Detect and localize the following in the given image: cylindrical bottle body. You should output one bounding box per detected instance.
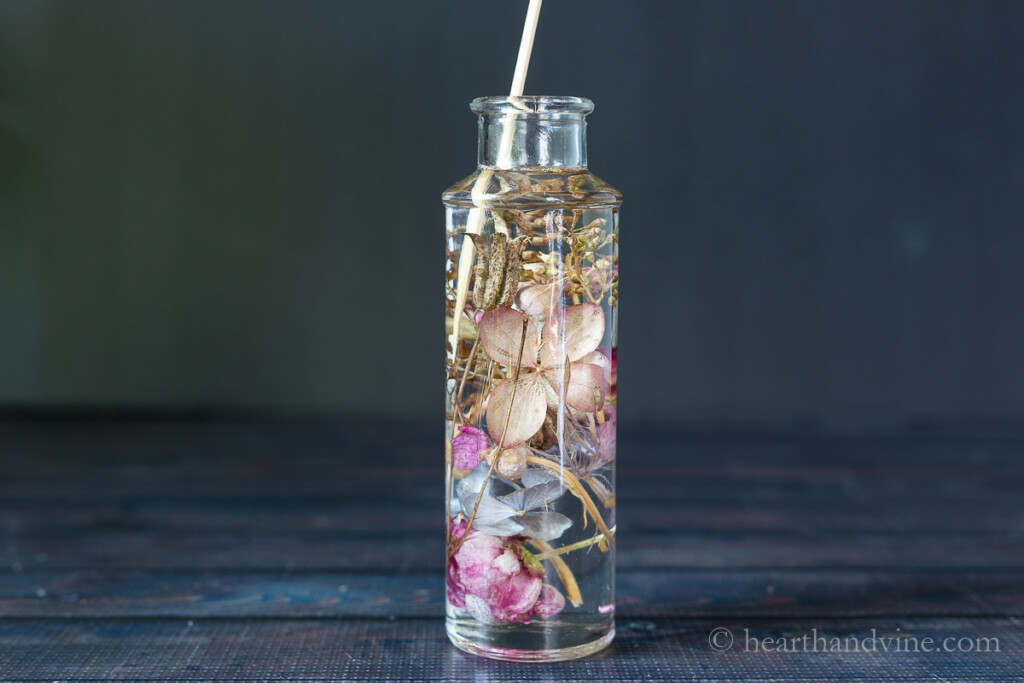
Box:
[443,154,620,661]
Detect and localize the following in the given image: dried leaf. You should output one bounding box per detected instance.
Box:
[499,236,530,306]
[482,233,508,307]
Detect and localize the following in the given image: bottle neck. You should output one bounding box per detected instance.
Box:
[478,113,588,169]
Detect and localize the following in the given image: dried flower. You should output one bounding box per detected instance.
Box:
[447,517,566,623]
[478,304,609,447]
[598,406,616,466]
[451,425,488,470]
[531,584,566,618]
[456,464,571,541]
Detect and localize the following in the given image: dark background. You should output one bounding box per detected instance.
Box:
[2,0,1023,429]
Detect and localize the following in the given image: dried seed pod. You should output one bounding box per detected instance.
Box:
[525,209,548,229]
[466,233,490,309]
[498,210,534,237]
[499,236,531,306]
[549,211,578,233]
[494,445,529,480]
[482,232,507,307]
[568,174,588,198]
[472,266,487,309]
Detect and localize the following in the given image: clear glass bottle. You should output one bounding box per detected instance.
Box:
[443,96,621,661]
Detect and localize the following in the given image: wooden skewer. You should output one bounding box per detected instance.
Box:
[448,0,543,356]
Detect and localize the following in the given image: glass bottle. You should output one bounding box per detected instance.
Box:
[443,96,621,661]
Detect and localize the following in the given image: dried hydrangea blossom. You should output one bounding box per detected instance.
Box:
[478,304,609,447]
[455,464,571,541]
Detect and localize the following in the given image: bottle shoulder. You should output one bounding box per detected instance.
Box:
[442,167,622,209]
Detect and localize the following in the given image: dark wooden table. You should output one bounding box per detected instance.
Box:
[0,418,1022,681]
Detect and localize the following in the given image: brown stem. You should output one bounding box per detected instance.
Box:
[527,539,583,607]
[453,338,480,423]
[584,475,616,508]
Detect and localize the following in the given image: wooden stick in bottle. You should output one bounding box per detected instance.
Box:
[449,0,543,356]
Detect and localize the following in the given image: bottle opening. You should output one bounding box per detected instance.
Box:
[471,96,595,118]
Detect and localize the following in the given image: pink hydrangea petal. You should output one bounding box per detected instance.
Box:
[449,518,469,542]
[578,350,612,386]
[598,419,616,465]
[531,584,566,619]
[597,407,617,465]
[447,559,465,608]
[516,282,561,323]
[446,518,471,608]
[543,362,608,413]
[580,266,610,297]
[478,306,539,368]
[451,425,488,470]
[491,571,543,622]
[539,303,605,366]
[492,549,521,575]
[485,375,547,448]
[455,534,505,597]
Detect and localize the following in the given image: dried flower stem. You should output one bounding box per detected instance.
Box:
[585,476,616,508]
[453,338,481,423]
[532,525,616,562]
[527,538,583,607]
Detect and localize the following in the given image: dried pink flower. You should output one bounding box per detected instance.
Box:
[451,425,488,470]
[446,518,566,623]
[598,407,616,466]
[531,584,566,619]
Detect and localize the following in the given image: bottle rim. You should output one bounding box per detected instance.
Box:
[470,96,594,117]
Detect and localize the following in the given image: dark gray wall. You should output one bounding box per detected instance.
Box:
[2,1,1023,427]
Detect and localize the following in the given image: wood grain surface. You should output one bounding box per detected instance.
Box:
[0,419,1021,680]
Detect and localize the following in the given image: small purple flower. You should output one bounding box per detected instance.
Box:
[451,425,488,470]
